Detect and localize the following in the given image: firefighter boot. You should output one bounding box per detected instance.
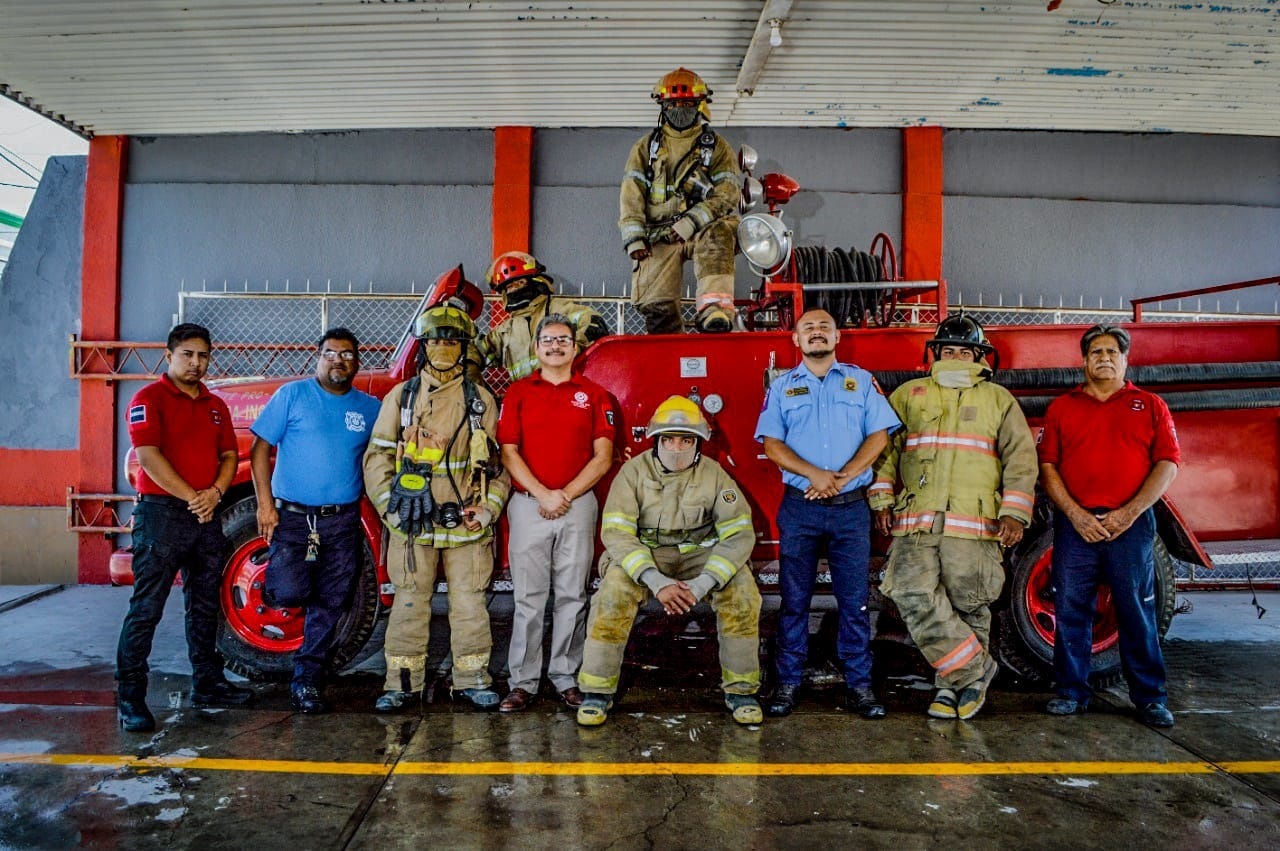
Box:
[638,302,683,335]
[696,306,734,333]
[117,681,156,732]
[725,693,763,725]
[375,690,419,713]
[576,693,613,727]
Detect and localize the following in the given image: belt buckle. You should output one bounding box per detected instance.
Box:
[318,504,339,518]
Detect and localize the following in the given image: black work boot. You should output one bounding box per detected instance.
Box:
[638,303,684,335]
[765,683,799,717]
[117,681,156,732]
[846,686,886,719]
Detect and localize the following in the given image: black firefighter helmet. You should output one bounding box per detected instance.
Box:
[924,312,998,371]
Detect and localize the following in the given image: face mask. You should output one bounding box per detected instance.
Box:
[663,105,699,130]
[656,443,699,472]
[931,359,987,389]
[425,343,463,377]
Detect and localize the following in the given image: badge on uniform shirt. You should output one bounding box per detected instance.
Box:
[1131,399,1146,412]
[210,409,222,425]
[129,404,147,424]
[785,386,810,397]
[720,489,739,505]
[843,377,858,392]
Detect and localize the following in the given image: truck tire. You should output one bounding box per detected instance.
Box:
[994,526,1176,689]
[216,496,380,682]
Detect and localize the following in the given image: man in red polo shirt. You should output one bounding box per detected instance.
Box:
[116,323,252,732]
[1038,324,1180,728]
[496,313,616,711]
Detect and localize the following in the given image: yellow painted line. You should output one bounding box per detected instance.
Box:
[3,754,1280,777]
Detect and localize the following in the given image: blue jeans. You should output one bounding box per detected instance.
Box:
[116,498,227,690]
[775,492,873,689]
[265,507,362,686]
[1052,508,1166,706]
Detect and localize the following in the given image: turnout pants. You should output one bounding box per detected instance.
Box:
[116,498,228,690]
[881,514,1005,689]
[506,492,597,694]
[382,535,494,692]
[632,219,737,332]
[578,546,762,696]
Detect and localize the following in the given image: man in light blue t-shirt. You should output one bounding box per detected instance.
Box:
[250,328,382,714]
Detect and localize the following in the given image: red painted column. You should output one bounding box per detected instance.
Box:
[78,136,127,583]
[491,126,534,258]
[901,126,946,311]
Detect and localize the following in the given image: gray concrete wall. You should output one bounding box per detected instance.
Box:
[944,131,1280,312]
[0,156,84,449]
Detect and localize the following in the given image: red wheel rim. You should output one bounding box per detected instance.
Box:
[1023,547,1120,655]
[219,536,304,652]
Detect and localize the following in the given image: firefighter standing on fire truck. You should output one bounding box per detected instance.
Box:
[477,250,609,381]
[619,68,741,335]
[870,315,1038,720]
[364,304,510,711]
[576,395,763,727]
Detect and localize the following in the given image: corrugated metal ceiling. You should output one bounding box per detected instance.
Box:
[0,0,1277,137]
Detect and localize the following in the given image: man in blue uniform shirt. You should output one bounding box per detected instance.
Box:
[755,309,902,718]
[250,328,383,714]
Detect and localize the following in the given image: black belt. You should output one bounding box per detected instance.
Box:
[785,484,867,506]
[137,493,191,510]
[276,499,358,518]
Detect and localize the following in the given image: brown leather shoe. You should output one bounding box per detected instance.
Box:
[499,687,535,713]
[558,686,585,708]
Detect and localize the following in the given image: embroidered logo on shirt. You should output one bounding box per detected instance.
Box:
[572,391,590,409]
[210,409,223,425]
[129,405,146,424]
[1130,399,1146,412]
[720,489,739,504]
[346,411,367,432]
[785,386,810,397]
[843,377,858,391]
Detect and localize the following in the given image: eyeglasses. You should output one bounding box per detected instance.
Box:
[321,350,356,362]
[537,335,573,347]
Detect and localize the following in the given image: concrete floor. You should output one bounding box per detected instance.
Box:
[1,586,1278,849]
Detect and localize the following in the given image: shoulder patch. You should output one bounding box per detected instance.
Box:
[605,409,616,425]
[720,488,739,505]
[129,404,146,424]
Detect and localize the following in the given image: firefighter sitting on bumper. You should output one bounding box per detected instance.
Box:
[619,68,741,335]
[869,314,1038,720]
[477,250,609,382]
[576,395,763,726]
[364,304,510,711]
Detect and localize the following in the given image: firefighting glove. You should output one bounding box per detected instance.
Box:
[388,458,433,538]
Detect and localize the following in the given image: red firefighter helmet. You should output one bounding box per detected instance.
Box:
[651,67,712,103]
[423,264,485,320]
[485,251,546,293]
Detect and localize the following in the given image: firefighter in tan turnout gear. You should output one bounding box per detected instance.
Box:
[477,251,609,381]
[364,304,510,711]
[576,396,763,727]
[869,314,1038,720]
[620,68,741,335]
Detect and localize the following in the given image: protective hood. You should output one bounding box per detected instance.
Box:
[930,360,991,389]
[654,442,701,473]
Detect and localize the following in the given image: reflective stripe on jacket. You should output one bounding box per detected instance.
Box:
[600,452,754,588]
[869,374,1037,540]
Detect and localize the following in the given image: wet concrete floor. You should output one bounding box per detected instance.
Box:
[1,586,1278,849]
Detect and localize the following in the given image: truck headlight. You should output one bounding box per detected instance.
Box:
[737,212,792,277]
